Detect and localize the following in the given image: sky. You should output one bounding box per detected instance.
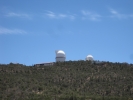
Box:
[0,0,133,65]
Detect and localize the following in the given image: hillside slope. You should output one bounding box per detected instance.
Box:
[0,61,133,100]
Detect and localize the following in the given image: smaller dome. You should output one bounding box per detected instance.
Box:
[86,55,93,61]
[56,50,66,57]
[87,55,93,58]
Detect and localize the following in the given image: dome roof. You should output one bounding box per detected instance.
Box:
[86,55,93,58]
[56,50,66,57]
[86,55,93,61]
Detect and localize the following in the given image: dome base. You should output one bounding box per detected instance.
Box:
[56,57,66,62]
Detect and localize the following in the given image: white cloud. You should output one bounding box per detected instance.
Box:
[109,8,133,19]
[45,11,75,20]
[81,10,101,21]
[0,27,27,35]
[45,11,56,18]
[69,15,75,20]
[109,9,126,19]
[58,14,67,18]
[110,9,118,15]
[5,12,31,19]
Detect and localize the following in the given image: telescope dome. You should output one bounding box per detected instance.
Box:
[56,50,65,57]
[55,50,66,62]
[86,55,93,61]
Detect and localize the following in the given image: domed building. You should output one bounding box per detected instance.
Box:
[55,50,66,62]
[86,55,93,61]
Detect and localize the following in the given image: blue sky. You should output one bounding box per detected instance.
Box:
[0,0,133,65]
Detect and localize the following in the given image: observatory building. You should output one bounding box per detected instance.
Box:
[86,55,93,61]
[35,50,95,67]
[55,50,66,62]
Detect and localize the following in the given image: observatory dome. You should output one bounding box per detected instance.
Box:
[56,50,65,57]
[55,50,66,62]
[86,55,93,61]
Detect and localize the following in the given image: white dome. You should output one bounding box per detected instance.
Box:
[86,55,93,61]
[56,50,65,57]
[55,50,66,62]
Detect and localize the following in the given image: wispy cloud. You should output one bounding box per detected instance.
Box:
[45,11,56,18]
[0,27,27,35]
[109,8,133,19]
[81,10,101,21]
[5,12,31,19]
[45,11,75,20]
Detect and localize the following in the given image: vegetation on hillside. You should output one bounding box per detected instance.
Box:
[0,61,133,100]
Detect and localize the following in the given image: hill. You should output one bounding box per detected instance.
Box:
[0,61,133,100]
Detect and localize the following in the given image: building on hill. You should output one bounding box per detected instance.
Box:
[34,50,66,67]
[86,55,93,61]
[55,50,66,62]
[34,62,54,67]
[34,50,95,66]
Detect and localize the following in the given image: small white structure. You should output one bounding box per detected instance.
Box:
[55,50,66,62]
[86,55,93,61]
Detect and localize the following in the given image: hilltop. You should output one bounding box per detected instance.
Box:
[0,61,133,100]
